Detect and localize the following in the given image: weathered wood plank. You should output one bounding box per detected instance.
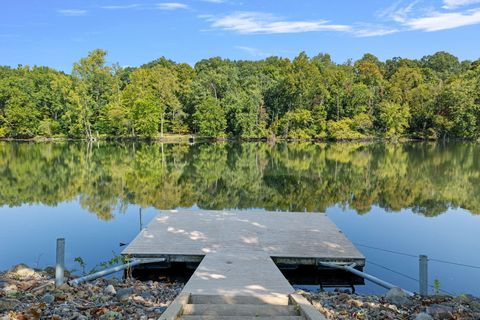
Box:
[123,210,364,264]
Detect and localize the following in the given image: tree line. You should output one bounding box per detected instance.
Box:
[1,141,479,219]
[1,49,479,140]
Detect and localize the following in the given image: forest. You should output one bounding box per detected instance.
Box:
[0,49,479,140]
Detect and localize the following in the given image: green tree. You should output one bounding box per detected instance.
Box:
[193,96,226,137]
[377,102,410,138]
[72,49,115,139]
[122,65,180,137]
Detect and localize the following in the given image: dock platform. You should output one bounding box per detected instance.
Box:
[123,210,364,319]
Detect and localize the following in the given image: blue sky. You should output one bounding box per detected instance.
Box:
[1,0,480,71]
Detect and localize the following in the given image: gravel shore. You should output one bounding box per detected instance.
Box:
[300,290,480,319]
[0,264,183,319]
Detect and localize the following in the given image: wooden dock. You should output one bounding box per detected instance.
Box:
[123,210,365,319]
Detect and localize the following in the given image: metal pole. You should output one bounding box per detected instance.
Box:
[55,238,65,287]
[419,255,428,296]
[319,261,415,297]
[139,207,143,231]
[68,258,165,286]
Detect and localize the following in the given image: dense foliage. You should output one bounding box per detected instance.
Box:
[1,50,479,140]
[0,141,479,219]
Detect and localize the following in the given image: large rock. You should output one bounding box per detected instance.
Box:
[385,287,410,306]
[104,284,116,295]
[7,264,36,279]
[415,313,434,320]
[426,304,454,319]
[116,287,134,302]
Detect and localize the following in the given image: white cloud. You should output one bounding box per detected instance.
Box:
[405,8,480,31]
[378,1,420,23]
[353,26,399,37]
[157,2,189,10]
[206,12,351,34]
[100,4,141,10]
[443,0,480,9]
[376,1,480,32]
[203,3,480,38]
[234,45,269,57]
[58,9,87,16]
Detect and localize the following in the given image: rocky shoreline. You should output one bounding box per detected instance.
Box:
[0,264,183,319]
[300,289,480,319]
[2,264,480,319]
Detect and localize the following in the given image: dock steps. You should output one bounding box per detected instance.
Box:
[189,294,286,305]
[182,317,304,320]
[159,293,327,320]
[182,304,298,317]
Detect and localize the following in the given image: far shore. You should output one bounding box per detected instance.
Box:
[0,134,475,143]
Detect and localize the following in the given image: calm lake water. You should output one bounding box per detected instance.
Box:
[1,141,479,295]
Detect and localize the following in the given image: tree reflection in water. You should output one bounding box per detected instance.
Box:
[0,141,479,220]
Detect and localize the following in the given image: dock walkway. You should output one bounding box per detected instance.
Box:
[123,210,365,319]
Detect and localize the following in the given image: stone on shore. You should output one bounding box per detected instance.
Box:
[385,287,410,306]
[42,293,55,304]
[426,304,454,319]
[7,264,37,280]
[104,284,116,295]
[415,312,434,320]
[116,287,134,301]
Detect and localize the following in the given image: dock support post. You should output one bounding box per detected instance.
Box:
[55,238,65,287]
[419,255,428,296]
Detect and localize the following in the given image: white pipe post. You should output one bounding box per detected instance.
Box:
[68,258,166,286]
[419,255,428,296]
[318,261,415,297]
[55,238,65,287]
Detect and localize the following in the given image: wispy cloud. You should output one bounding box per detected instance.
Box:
[235,45,269,57]
[378,1,421,23]
[58,9,87,16]
[205,12,351,34]
[443,0,480,9]
[100,4,142,10]
[157,2,189,10]
[405,8,480,31]
[376,0,480,32]
[353,26,399,37]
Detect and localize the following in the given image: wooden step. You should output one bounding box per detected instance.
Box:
[189,294,287,305]
[182,316,304,320]
[182,304,298,317]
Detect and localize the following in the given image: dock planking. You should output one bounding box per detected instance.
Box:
[123,209,365,266]
[123,210,364,319]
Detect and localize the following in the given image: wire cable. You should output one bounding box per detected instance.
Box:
[354,243,418,258]
[367,260,419,283]
[429,258,480,270]
[355,242,480,269]
[367,260,455,295]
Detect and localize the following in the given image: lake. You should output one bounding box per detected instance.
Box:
[0,141,479,295]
